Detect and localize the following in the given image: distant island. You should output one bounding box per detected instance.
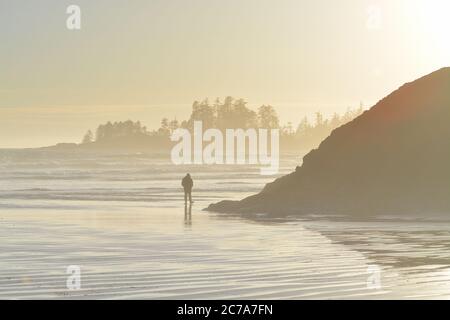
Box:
[42,97,363,154]
[207,68,450,217]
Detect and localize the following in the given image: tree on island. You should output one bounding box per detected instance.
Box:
[82,130,94,144]
[81,97,364,150]
[90,120,150,143]
[258,105,280,129]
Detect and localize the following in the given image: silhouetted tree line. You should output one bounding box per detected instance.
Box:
[284,105,364,149]
[82,120,149,143]
[184,97,278,131]
[81,97,363,150]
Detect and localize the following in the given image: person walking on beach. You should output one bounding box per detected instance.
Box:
[182,173,194,204]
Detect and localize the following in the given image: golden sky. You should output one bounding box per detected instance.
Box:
[0,0,449,147]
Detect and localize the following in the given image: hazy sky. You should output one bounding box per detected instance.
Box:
[0,0,449,147]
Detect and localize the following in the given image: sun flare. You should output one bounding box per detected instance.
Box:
[410,0,450,54]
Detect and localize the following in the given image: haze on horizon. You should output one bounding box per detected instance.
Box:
[0,0,449,148]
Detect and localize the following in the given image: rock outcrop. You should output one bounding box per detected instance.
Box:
[207,68,450,216]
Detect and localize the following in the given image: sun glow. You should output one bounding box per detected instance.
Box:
[409,0,450,57]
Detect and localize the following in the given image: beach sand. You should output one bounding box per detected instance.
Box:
[2,206,450,299]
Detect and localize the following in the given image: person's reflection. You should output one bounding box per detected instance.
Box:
[184,203,192,227]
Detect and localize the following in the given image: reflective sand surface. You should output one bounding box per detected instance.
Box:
[2,208,450,299]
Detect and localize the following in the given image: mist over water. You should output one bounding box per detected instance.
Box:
[0,150,298,208]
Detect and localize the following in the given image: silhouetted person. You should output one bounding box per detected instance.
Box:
[182,173,193,204]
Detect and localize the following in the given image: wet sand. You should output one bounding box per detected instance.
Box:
[2,206,450,299]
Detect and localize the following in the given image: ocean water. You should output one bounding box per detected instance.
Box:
[1,149,450,299]
[0,149,298,209]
